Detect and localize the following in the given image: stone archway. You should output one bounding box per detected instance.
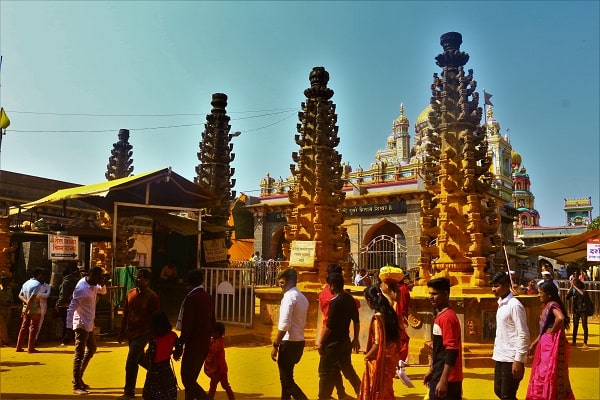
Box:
[360,219,407,270]
[363,219,405,245]
[270,227,287,261]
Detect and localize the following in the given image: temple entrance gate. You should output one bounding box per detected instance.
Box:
[359,234,407,272]
[203,266,254,327]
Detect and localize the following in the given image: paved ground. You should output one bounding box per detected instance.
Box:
[1,319,598,400]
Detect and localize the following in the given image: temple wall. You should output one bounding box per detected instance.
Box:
[252,197,423,269]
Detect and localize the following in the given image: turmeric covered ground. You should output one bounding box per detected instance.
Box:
[1,319,598,399]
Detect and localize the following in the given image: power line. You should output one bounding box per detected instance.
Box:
[243,112,297,132]
[7,110,299,134]
[5,108,297,117]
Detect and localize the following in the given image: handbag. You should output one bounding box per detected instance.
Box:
[584,292,595,317]
[138,350,151,370]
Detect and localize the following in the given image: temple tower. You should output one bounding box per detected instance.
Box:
[283,67,347,283]
[485,108,514,202]
[512,153,540,239]
[195,93,236,261]
[418,32,502,287]
[564,197,593,226]
[375,103,411,166]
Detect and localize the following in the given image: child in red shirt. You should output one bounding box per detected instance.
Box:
[142,311,183,400]
[204,322,235,399]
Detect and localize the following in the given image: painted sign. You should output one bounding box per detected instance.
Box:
[343,200,407,216]
[48,234,79,260]
[289,241,316,268]
[266,200,407,222]
[587,238,600,262]
[203,238,229,263]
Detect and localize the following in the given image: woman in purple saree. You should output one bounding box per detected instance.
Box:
[526,281,575,400]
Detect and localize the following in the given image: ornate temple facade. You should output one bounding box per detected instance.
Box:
[250,89,520,280]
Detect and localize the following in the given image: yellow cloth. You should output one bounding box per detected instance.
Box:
[379,266,404,282]
[0,108,10,129]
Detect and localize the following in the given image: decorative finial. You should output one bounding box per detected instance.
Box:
[309,67,330,87]
[435,31,470,68]
[400,103,405,117]
[440,32,463,51]
[305,67,334,100]
[211,93,228,113]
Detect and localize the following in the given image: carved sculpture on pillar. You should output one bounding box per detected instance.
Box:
[195,93,236,263]
[418,32,501,287]
[284,67,348,283]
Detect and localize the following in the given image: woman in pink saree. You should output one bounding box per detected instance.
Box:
[358,286,401,400]
[526,280,575,400]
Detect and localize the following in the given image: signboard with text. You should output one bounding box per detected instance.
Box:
[266,200,407,222]
[587,239,600,262]
[48,234,79,261]
[203,238,229,263]
[289,241,316,268]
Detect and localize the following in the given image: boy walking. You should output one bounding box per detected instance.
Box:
[205,322,235,399]
[424,277,463,400]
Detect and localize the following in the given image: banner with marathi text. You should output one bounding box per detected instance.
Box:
[203,238,229,263]
[587,239,600,262]
[289,241,316,268]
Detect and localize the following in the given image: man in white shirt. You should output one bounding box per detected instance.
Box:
[491,272,530,400]
[16,268,44,353]
[67,266,107,395]
[270,268,309,400]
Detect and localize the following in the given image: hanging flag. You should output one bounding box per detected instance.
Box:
[483,90,494,107]
[0,107,10,129]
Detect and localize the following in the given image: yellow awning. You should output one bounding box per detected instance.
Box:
[9,167,219,216]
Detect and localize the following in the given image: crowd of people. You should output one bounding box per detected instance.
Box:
[1,257,594,400]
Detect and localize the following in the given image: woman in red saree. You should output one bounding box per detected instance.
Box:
[526,280,575,400]
[358,286,401,400]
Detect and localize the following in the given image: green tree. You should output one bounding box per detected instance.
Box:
[587,215,600,231]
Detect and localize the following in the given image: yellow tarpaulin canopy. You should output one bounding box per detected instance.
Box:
[9,167,219,216]
[523,229,600,263]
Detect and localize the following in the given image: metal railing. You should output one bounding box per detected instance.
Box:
[203,266,254,328]
[229,259,284,287]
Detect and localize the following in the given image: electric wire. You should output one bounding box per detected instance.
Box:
[5,107,297,117]
[6,108,299,134]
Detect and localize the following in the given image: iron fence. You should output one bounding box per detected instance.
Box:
[229,259,284,287]
[203,266,254,328]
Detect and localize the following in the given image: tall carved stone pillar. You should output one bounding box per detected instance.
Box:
[196,93,236,266]
[284,67,347,284]
[418,32,501,287]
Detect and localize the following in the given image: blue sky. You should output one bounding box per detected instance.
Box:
[0,1,598,227]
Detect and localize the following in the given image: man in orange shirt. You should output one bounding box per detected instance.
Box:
[118,268,160,400]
